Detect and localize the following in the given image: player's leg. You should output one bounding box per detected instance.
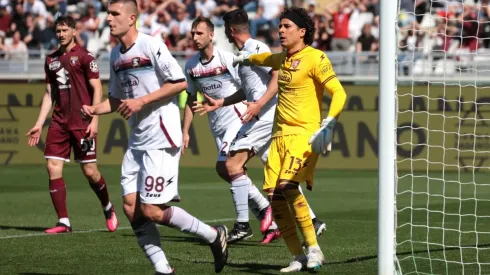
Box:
[227,121,279,243]
[121,150,172,274]
[264,137,307,272]
[44,127,71,234]
[298,185,327,236]
[138,148,228,273]
[279,135,324,270]
[72,131,119,232]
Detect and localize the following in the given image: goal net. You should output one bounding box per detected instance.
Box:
[394,0,490,274]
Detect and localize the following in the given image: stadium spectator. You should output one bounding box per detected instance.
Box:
[327,1,353,51]
[23,0,49,30]
[195,0,217,18]
[356,23,377,61]
[82,4,100,40]
[5,30,28,61]
[249,0,284,38]
[23,13,42,49]
[0,4,11,37]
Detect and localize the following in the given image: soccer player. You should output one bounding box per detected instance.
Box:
[182,16,279,244]
[193,9,326,244]
[26,16,118,234]
[80,0,228,273]
[233,6,347,272]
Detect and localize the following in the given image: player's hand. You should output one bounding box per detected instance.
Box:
[181,132,190,155]
[26,125,42,147]
[308,116,336,154]
[117,98,144,120]
[81,105,95,119]
[192,94,223,116]
[85,119,98,141]
[232,51,251,67]
[241,101,262,123]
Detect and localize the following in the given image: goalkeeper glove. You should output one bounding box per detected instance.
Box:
[232,51,251,67]
[308,116,336,154]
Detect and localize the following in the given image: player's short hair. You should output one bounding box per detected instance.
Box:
[223,9,249,33]
[55,16,76,29]
[280,6,316,46]
[109,0,139,16]
[191,16,214,32]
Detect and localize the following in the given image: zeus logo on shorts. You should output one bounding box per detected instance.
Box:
[80,139,95,153]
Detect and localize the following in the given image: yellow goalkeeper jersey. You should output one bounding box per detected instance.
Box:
[248,46,347,137]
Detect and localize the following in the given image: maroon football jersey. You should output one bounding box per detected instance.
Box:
[44,44,100,130]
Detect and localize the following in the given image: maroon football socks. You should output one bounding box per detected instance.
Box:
[89,176,110,208]
[49,178,68,219]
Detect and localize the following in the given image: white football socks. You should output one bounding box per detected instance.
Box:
[132,219,171,273]
[103,202,112,211]
[248,182,270,212]
[59,218,70,227]
[298,185,316,220]
[230,174,251,223]
[168,206,217,243]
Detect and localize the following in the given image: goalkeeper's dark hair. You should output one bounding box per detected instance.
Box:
[55,16,76,29]
[280,6,316,46]
[223,9,249,33]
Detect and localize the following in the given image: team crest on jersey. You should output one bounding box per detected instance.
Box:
[70,56,79,66]
[291,59,301,70]
[132,57,140,68]
[48,61,61,71]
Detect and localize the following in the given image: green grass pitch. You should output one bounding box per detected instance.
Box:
[0,166,378,274]
[3,166,489,274]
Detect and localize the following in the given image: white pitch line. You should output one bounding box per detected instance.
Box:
[0,218,234,240]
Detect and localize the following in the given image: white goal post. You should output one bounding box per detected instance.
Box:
[380,0,490,274]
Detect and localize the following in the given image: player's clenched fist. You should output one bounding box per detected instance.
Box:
[117,98,144,120]
[26,126,42,147]
[81,105,95,119]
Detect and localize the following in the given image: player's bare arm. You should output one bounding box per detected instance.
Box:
[192,89,246,116]
[85,78,103,140]
[117,81,187,120]
[182,93,197,154]
[26,83,53,147]
[81,96,122,119]
[242,70,279,123]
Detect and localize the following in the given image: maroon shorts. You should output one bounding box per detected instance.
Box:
[44,127,97,163]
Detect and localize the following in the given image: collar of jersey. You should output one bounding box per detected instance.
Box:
[286,45,309,59]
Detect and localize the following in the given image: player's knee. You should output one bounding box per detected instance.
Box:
[46,159,63,178]
[81,164,99,181]
[225,157,244,176]
[215,162,230,182]
[123,194,138,221]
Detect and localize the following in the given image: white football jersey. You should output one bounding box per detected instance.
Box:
[185,47,246,135]
[239,38,277,122]
[109,33,185,150]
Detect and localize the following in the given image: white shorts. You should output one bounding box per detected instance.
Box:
[229,119,273,164]
[214,121,243,162]
[121,148,181,204]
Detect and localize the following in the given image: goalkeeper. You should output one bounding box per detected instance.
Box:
[233,6,347,272]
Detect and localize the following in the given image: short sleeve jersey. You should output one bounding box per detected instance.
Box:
[239,38,277,122]
[184,47,246,135]
[44,44,100,130]
[109,33,186,150]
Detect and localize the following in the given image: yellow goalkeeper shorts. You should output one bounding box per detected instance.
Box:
[263,134,319,191]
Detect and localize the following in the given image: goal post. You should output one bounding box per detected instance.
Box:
[378,0,398,274]
[381,0,490,274]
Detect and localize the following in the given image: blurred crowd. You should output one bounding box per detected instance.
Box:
[0,0,489,62]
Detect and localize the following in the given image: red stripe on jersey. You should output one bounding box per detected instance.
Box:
[189,65,229,79]
[233,105,243,122]
[159,116,177,148]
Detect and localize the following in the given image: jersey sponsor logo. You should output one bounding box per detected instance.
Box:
[120,73,139,94]
[48,61,61,71]
[201,80,223,92]
[292,60,301,70]
[56,68,71,89]
[321,64,332,75]
[278,70,292,84]
[89,60,99,73]
[70,56,79,66]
